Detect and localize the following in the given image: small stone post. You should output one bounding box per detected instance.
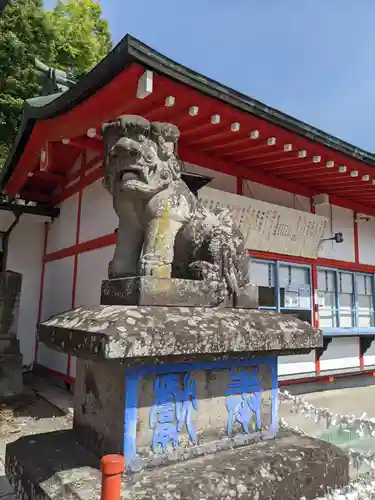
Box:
[0,271,24,399]
[100,454,124,500]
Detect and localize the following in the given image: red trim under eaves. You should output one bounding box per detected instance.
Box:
[34,222,49,364]
[354,212,360,264]
[5,64,143,198]
[67,153,85,379]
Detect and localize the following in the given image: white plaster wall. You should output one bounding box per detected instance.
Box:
[6,216,45,366]
[75,246,114,307]
[320,337,360,371]
[79,179,118,243]
[278,352,315,377]
[37,257,74,374]
[243,181,311,212]
[47,194,78,253]
[68,245,115,377]
[358,216,375,266]
[364,341,375,367]
[316,205,355,262]
[0,211,18,231]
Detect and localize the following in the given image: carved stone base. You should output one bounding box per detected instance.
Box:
[100,276,259,308]
[72,357,277,467]
[0,352,24,399]
[0,271,24,399]
[5,430,349,500]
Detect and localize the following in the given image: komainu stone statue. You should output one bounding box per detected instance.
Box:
[101,115,250,304]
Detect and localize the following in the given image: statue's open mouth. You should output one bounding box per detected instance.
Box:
[119,169,143,182]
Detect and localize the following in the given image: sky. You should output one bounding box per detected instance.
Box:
[45,0,375,152]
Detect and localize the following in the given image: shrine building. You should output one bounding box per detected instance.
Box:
[2,35,375,388]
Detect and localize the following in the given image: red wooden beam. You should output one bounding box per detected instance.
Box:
[34,222,49,364]
[249,248,375,273]
[20,190,53,204]
[185,128,239,148]
[179,148,315,198]
[68,137,104,153]
[144,98,196,123]
[289,170,367,183]
[32,171,66,184]
[67,153,85,379]
[312,184,374,196]
[238,151,299,167]
[203,134,260,154]
[44,231,117,263]
[54,162,104,204]
[222,141,277,159]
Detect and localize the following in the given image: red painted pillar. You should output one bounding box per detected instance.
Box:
[311,198,321,375]
[67,153,85,379]
[353,212,359,264]
[237,177,243,196]
[101,455,124,500]
[353,213,362,370]
[35,221,49,364]
[359,338,365,371]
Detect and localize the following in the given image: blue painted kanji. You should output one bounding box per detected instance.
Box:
[149,373,198,453]
[225,367,263,437]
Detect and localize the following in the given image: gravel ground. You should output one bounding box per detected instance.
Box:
[2,377,375,499]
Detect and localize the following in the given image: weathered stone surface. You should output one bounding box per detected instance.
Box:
[0,354,23,399]
[100,276,259,308]
[101,115,252,306]
[38,305,322,361]
[73,359,125,458]
[0,271,24,398]
[73,358,277,465]
[0,338,21,355]
[0,271,22,339]
[5,430,349,500]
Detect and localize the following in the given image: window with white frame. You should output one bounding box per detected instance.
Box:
[317,268,374,330]
[317,269,337,328]
[249,259,276,308]
[338,271,355,328]
[279,263,312,323]
[356,274,373,328]
[249,258,312,323]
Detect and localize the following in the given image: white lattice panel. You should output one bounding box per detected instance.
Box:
[199,187,328,259]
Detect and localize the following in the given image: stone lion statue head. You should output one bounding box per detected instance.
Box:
[101,115,181,198]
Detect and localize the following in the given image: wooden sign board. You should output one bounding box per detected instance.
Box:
[199,187,328,259]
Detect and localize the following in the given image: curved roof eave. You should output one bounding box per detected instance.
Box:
[2,33,375,192]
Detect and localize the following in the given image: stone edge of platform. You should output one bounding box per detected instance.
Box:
[5,430,349,500]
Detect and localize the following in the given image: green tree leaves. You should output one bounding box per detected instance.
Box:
[0,0,112,167]
[47,0,112,79]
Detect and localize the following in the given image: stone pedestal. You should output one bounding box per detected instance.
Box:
[100,277,259,308]
[73,355,277,467]
[5,297,351,499]
[0,271,24,399]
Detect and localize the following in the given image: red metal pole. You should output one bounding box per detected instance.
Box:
[101,454,124,500]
